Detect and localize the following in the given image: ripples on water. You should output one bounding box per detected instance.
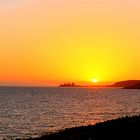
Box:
[0,87,140,139]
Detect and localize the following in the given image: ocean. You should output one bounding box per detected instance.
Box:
[0,87,140,139]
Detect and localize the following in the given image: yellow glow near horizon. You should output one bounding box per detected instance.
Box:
[0,0,140,86]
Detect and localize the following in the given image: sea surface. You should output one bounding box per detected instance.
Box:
[0,87,140,139]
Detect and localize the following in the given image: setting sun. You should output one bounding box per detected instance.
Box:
[91,79,98,84]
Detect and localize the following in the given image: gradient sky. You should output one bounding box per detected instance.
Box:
[0,0,140,86]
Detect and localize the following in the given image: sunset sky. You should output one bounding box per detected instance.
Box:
[0,0,140,86]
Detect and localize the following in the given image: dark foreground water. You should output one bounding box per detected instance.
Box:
[0,87,140,139]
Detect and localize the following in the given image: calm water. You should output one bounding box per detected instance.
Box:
[0,87,140,139]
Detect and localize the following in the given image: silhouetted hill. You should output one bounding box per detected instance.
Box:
[27,115,140,140]
[124,82,140,89]
[110,80,140,87]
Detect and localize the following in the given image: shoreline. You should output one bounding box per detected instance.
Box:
[26,115,140,140]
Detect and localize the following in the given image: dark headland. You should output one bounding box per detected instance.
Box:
[124,82,140,89]
[27,115,140,140]
[109,80,140,88]
[111,80,140,89]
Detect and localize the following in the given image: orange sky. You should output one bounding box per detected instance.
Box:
[0,0,140,86]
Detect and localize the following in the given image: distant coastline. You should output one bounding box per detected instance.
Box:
[59,80,140,89]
